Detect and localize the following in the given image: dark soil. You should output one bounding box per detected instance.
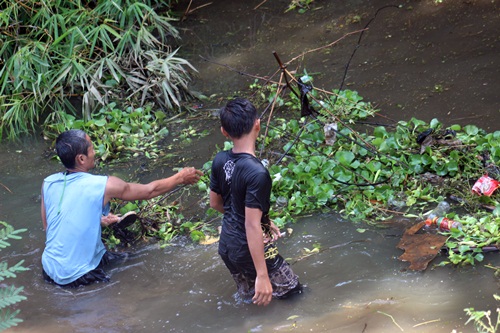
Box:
[175,0,499,131]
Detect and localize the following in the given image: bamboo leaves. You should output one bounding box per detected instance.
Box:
[0,0,195,141]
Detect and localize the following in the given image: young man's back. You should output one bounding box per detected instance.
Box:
[209,98,301,305]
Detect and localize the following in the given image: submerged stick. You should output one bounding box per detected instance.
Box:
[377,311,404,332]
[199,55,281,85]
[254,0,268,10]
[285,29,367,66]
[0,182,12,193]
[182,1,213,21]
[412,318,441,328]
[331,5,400,105]
[444,245,499,254]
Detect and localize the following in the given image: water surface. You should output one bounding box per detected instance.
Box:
[1,0,499,332]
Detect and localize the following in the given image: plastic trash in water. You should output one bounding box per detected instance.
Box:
[472,175,499,196]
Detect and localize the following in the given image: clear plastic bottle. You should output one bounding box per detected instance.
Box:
[276,196,288,208]
[425,201,450,227]
[435,217,463,231]
[424,201,463,231]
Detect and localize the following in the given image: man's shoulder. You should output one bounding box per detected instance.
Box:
[72,172,108,183]
[45,172,106,180]
[44,172,63,182]
[213,150,236,170]
[235,157,270,182]
[214,150,231,159]
[237,155,265,170]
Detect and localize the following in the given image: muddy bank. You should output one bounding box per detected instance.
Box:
[176,0,499,131]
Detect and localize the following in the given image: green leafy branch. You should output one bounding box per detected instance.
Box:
[0,223,27,250]
[0,0,195,141]
[243,71,499,269]
[464,294,500,333]
[0,221,28,331]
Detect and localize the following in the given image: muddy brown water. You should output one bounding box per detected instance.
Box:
[1,0,499,332]
[179,0,499,131]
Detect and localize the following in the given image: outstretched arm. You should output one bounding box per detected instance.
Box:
[104,167,202,205]
[246,207,273,306]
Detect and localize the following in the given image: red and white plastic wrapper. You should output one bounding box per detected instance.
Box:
[471,175,500,196]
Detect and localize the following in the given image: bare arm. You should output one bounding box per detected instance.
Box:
[246,207,273,306]
[209,190,224,213]
[104,167,202,205]
[41,186,47,231]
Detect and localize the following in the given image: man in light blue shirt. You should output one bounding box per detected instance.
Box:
[41,129,203,287]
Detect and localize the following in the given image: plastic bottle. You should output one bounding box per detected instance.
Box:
[434,217,463,231]
[276,196,288,207]
[425,201,450,227]
[424,201,463,231]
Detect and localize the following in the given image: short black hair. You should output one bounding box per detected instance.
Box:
[55,129,90,169]
[219,98,258,139]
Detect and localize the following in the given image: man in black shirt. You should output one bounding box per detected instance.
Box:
[210,98,301,306]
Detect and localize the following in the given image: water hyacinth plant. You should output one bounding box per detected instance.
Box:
[43,103,170,164]
[241,72,500,269]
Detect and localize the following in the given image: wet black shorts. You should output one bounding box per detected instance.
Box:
[43,251,128,288]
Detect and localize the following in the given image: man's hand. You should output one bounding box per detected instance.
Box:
[253,275,273,306]
[263,220,281,244]
[178,167,203,185]
[101,213,120,227]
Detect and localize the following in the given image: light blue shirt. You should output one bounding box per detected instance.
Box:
[42,172,109,285]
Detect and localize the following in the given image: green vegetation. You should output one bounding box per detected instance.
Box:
[0,222,28,331]
[0,0,195,141]
[103,193,216,249]
[43,103,171,164]
[465,294,500,333]
[87,74,498,274]
[285,0,315,13]
[261,115,499,267]
[246,75,499,269]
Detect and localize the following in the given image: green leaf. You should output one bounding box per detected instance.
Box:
[335,151,355,167]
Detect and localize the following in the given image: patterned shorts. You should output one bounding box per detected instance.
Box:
[231,260,301,300]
